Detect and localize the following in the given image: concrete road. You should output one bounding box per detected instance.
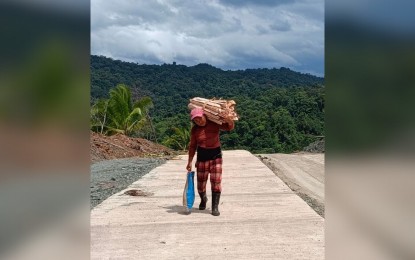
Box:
[91,150,324,259]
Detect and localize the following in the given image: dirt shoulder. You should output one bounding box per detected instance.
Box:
[257,153,325,217]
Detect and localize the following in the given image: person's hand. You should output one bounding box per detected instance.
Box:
[186,163,192,172]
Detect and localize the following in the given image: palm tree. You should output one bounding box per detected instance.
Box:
[90,98,109,134]
[163,126,191,151]
[104,84,153,136]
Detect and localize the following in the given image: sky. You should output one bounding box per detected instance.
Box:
[91,0,324,76]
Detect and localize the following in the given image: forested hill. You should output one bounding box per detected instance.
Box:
[91,55,324,153]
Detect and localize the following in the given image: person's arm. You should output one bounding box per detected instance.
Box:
[186,127,197,171]
[219,117,235,131]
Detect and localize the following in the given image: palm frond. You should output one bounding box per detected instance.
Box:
[92,84,154,137]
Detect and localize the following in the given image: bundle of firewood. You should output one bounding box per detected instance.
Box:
[188,97,239,125]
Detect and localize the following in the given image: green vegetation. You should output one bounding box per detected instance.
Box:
[162,126,191,151]
[91,84,154,136]
[91,55,324,153]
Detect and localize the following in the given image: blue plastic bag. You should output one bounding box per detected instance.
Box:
[182,171,195,210]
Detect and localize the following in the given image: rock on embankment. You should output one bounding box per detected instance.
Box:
[303,139,325,153]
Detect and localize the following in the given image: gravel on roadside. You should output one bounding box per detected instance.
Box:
[257,154,325,218]
[90,157,167,209]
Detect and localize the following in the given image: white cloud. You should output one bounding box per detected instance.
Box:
[91,0,324,76]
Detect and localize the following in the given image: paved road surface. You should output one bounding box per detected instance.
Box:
[91,150,324,259]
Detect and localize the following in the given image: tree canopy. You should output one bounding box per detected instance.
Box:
[91,55,324,153]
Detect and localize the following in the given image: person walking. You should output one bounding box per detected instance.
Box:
[186,107,235,216]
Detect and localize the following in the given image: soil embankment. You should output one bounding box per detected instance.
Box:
[90,131,176,163]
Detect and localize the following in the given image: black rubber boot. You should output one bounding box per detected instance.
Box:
[211,192,221,216]
[199,192,208,210]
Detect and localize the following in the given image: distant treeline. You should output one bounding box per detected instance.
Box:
[91,55,324,153]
